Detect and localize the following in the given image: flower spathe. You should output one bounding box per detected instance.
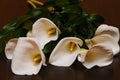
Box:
[8,38,46,75]
[78,44,113,69]
[5,39,18,59]
[85,24,120,55]
[49,37,83,67]
[79,24,120,69]
[95,24,120,42]
[27,18,61,49]
[85,34,120,55]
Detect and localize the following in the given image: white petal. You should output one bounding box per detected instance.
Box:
[27,18,61,49]
[77,49,88,62]
[85,39,92,49]
[95,24,120,42]
[26,31,32,37]
[82,45,113,69]
[85,34,120,55]
[5,39,18,59]
[49,37,83,67]
[11,38,46,75]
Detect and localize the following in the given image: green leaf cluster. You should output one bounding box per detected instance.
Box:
[0,0,104,53]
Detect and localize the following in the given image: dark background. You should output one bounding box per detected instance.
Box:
[0,0,120,80]
[0,0,120,29]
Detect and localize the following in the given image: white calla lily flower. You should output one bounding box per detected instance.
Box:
[49,37,83,67]
[78,24,120,69]
[85,34,120,55]
[95,24,120,42]
[5,39,18,59]
[78,45,113,69]
[6,38,46,75]
[27,18,61,49]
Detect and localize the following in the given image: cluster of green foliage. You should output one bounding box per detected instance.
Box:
[0,0,104,53]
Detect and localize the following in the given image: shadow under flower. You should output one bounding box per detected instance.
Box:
[72,60,113,80]
[12,75,41,80]
[39,64,76,80]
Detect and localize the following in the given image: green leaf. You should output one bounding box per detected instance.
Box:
[61,5,82,14]
[87,14,104,23]
[66,14,84,25]
[1,15,31,35]
[26,8,43,18]
[55,0,69,6]
[23,20,33,30]
[1,8,42,36]
[0,40,5,52]
[43,41,57,54]
[87,22,96,38]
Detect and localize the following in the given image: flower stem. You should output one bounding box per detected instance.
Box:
[27,0,37,8]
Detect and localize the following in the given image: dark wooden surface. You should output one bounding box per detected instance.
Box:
[0,0,120,80]
[0,53,120,80]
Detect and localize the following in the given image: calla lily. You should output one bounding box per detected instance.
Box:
[78,44,113,69]
[6,37,46,75]
[78,24,120,69]
[27,18,61,49]
[49,37,83,67]
[95,24,119,42]
[5,38,18,59]
[85,34,120,55]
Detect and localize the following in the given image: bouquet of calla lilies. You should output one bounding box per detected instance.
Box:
[0,0,120,75]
